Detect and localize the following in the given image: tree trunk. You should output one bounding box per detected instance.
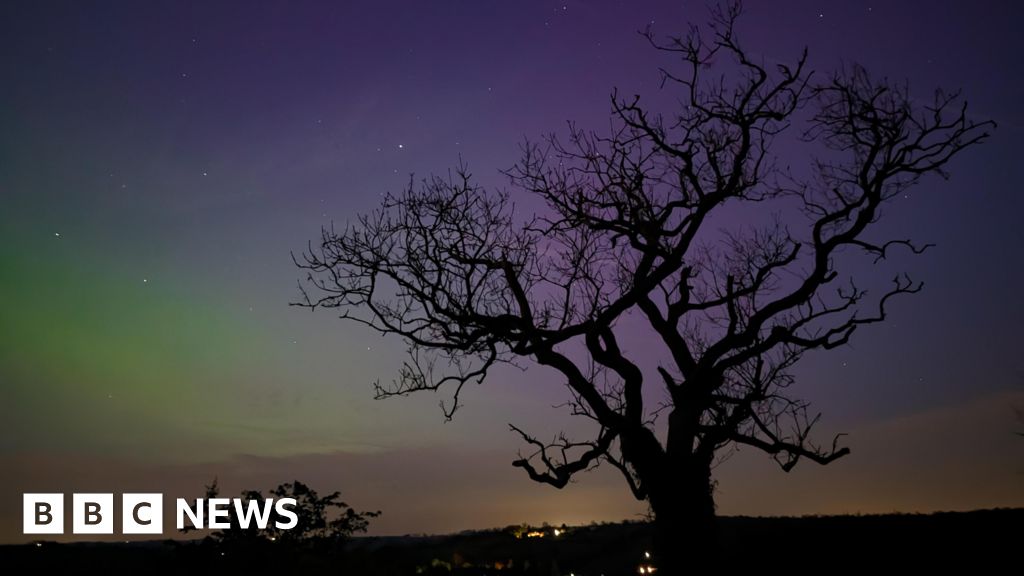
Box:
[648,464,718,574]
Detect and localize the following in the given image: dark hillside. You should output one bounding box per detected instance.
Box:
[3,509,1018,574]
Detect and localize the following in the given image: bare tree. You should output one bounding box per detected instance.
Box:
[294,3,991,569]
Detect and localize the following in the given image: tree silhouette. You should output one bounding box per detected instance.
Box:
[183,478,380,551]
[294,3,991,570]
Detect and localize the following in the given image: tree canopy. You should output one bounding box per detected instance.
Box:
[295,2,991,567]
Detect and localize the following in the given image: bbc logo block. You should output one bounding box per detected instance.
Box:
[23,494,64,535]
[122,493,163,534]
[23,493,163,535]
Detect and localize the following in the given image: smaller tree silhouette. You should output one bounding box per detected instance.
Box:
[183,478,380,551]
[266,480,380,547]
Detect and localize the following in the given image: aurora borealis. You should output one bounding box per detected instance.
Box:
[1,1,1022,542]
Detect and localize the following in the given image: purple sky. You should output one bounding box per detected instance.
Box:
[1,1,1022,542]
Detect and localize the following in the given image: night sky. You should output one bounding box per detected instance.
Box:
[1,1,1022,542]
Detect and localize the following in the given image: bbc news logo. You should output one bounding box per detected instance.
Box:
[23,493,298,535]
